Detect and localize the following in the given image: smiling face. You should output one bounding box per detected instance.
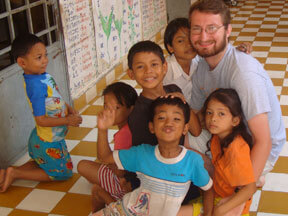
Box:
[168,27,197,62]
[149,104,188,145]
[205,98,239,140]
[128,52,167,91]
[189,11,231,58]
[18,42,48,75]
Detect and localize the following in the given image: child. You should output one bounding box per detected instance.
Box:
[126,40,201,147]
[77,82,139,212]
[126,40,202,202]
[181,89,256,216]
[0,33,82,192]
[94,96,213,216]
[163,17,252,159]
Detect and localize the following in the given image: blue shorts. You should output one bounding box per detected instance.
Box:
[28,128,73,180]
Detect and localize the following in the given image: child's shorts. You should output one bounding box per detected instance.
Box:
[92,200,126,216]
[28,128,73,180]
[98,164,126,200]
[191,197,250,216]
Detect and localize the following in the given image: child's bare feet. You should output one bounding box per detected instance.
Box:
[0,167,15,192]
[0,169,5,186]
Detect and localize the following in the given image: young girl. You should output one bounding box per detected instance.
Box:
[94,96,213,216]
[163,18,252,156]
[181,89,256,216]
[77,82,139,212]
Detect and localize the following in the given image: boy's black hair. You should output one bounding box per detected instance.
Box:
[127,40,165,69]
[164,18,190,55]
[11,33,44,61]
[149,96,190,124]
[124,171,140,190]
[202,88,253,157]
[102,82,138,108]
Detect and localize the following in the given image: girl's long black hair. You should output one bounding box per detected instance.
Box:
[203,89,253,157]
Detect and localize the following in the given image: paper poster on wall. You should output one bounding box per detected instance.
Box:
[59,0,98,99]
[141,0,167,40]
[92,0,142,74]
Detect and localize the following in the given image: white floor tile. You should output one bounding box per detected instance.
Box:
[281,116,288,128]
[254,8,268,12]
[276,28,288,33]
[246,20,262,24]
[267,11,282,15]
[283,79,288,87]
[279,142,288,157]
[257,213,288,216]
[108,129,118,143]
[252,51,268,58]
[279,21,288,25]
[16,189,65,213]
[264,17,279,22]
[230,32,240,37]
[260,24,278,29]
[12,152,30,166]
[280,95,288,105]
[70,155,96,173]
[273,37,288,42]
[231,24,245,28]
[236,36,255,42]
[267,71,285,79]
[65,140,80,152]
[262,173,288,192]
[250,190,261,211]
[83,128,98,142]
[251,14,265,18]
[274,86,282,96]
[12,179,39,188]
[0,207,13,216]
[241,28,259,32]
[266,58,287,65]
[270,47,288,52]
[69,176,92,195]
[233,17,249,21]
[256,32,275,37]
[80,115,97,128]
[253,41,272,47]
[93,96,104,106]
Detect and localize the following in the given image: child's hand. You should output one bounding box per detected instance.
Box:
[164,92,187,104]
[67,114,82,127]
[236,42,252,54]
[97,107,115,130]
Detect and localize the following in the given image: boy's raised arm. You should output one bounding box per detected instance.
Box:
[97,108,116,164]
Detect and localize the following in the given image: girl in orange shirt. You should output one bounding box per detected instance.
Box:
[203,88,256,216]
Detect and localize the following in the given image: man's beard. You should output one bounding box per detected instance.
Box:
[192,34,227,58]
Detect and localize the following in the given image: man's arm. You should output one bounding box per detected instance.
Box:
[248,113,272,180]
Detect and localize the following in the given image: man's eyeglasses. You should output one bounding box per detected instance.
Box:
[190,25,225,35]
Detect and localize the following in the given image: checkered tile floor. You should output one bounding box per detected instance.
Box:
[1,0,288,215]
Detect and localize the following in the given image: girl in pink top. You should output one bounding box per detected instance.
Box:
[77,82,139,212]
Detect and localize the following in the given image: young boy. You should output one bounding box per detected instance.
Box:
[0,34,82,192]
[94,96,213,216]
[126,40,202,203]
[77,82,139,212]
[127,40,201,147]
